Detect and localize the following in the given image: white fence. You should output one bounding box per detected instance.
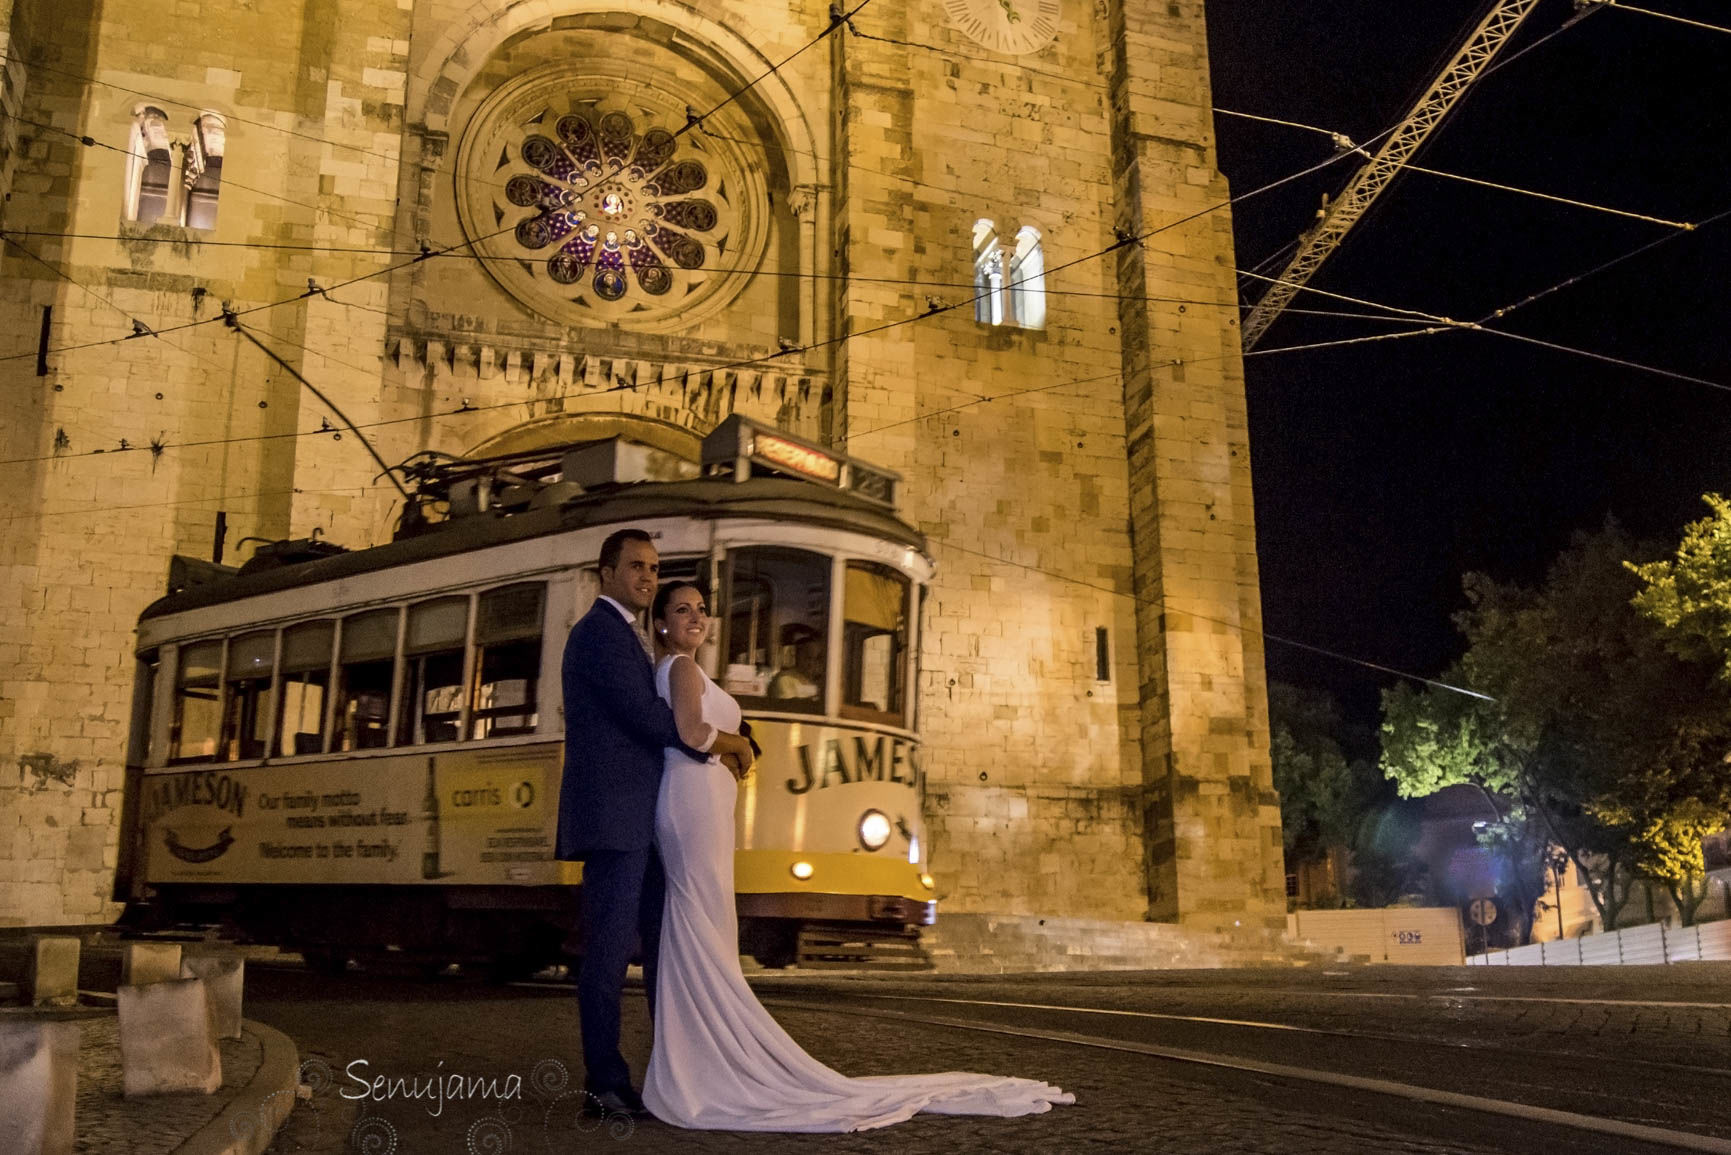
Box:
[1470,918,1731,966]
[1288,907,1465,965]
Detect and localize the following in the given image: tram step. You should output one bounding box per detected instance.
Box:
[795,924,933,972]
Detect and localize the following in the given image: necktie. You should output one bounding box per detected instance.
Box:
[635,624,655,663]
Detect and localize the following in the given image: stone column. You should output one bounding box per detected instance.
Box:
[1106,0,1286,932]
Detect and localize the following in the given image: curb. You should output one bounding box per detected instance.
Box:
[172,1020,300,1155]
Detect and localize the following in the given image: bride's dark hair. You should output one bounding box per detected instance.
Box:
[651,580,709,645]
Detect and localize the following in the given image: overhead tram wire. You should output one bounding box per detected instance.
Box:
[0,136,1459,471]
[0,126,1367,380]
[0,485,375,526]
[0,298,1460,473]
[3,113,422,242]
[0,220,1451,326]
[0,230,299,414]
[1239,255,1731,400]
[1402,163,1694,230]
[651,142,1377,385]
[223,314,410,501]
[928,538,1493,702]
[1479,203,1731,324]
[1239,0,1585,350]
[0,0,870,373]
[0,53,515,206]
[1577,0,1731,36]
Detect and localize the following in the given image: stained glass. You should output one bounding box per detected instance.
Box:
[496,106,732,308]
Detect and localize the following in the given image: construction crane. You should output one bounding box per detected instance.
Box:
[1239,0,1544,349]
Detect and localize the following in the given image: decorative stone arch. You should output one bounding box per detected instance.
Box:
[468,412,704,463]
[415,0,820,194]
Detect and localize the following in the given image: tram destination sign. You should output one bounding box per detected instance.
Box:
[701,414,899,509]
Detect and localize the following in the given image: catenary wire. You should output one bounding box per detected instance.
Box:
[1403,162,1693,230]
[1579,0,1731,36]
[0,225,1450,324]
[0,313,1461,471]
[929,538,1493,701]
[1478,204,1731,323]
[0,0,868,368]
[4,112,419,240]
[0,234,1433,321]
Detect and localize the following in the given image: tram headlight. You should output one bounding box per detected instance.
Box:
[907,835,920,865]
[919,873,936,891]
[858,809,892,852]
[790,860,815,881]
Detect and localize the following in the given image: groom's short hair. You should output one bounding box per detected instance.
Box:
[598,527,654,575]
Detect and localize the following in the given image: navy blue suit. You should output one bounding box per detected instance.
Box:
[556,598,702,1095]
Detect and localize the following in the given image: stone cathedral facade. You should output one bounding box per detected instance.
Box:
[0,0,1285,934]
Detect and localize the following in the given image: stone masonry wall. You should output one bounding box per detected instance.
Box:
[0,0,411,924]
[0,0,1281,932]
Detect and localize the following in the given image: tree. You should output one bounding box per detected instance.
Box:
[1627,498,1731,922]
[1630,493,1731,676]
[1380,678,1549,943]
[1387,524,1731,931]
[1271,682,1419,908]
[1269,682,1363,867]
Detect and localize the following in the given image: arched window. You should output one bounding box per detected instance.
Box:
[125,106,173,223]
[1007,226,1046,330]
[972,218,1005,325]
[183,113,225,230]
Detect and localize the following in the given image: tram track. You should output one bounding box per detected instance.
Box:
[756,991,1731,1153]
[791,990,1731,1079]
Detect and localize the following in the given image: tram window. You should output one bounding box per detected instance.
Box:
[723,547,829,711]
[470,583,544,739]
[336,608,397,751]
[128,650,160,767]
[841,562,910,725]
[403,597,468,744]
[278,620,334,756]
[169,640,223,763]
[220,630,275,761]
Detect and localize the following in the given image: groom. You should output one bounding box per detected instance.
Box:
[555,527,754,1115]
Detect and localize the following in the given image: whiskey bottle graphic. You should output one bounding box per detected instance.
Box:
[422,757,445,879]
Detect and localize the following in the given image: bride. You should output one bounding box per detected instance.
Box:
[640,580,1074,1132]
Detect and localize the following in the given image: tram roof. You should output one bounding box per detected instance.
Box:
[140,477,926,622]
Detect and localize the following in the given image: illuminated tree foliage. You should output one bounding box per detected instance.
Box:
[1380,677,1549,943]
[1384,525,1731,930]
[1631,494,1731,677]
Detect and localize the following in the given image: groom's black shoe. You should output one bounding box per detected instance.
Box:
[582,1086,648,1118]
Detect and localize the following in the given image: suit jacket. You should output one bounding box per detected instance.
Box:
[555,600,703,859]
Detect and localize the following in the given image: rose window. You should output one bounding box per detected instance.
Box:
[488,105,740,315]
[455,68,768,332]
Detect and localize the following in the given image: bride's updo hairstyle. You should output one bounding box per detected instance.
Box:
[651,580,709,646]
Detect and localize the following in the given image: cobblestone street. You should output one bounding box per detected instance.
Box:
[251,963,1731,1154]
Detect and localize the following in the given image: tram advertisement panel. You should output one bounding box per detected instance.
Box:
[139,744,564,886]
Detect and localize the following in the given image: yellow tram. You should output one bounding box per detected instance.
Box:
[116,416,935,974]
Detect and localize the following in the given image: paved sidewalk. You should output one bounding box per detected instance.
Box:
[72,1011,299,1155]
[2,1003,298,1155]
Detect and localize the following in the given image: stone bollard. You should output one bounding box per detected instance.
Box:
[25,937,80,1009]
[180,955,244,1040]
[0,1020,79,1155]
[118,977,222,1097]
[120,942,183,987]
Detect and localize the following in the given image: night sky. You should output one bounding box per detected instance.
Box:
[1203,0,1731,720]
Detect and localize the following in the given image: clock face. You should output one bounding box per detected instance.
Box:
[944,0,1060,55]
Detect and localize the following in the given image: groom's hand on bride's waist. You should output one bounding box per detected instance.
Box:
[712,731,755,780]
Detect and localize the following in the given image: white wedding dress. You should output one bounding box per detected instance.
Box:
[642,654,1074,1131]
